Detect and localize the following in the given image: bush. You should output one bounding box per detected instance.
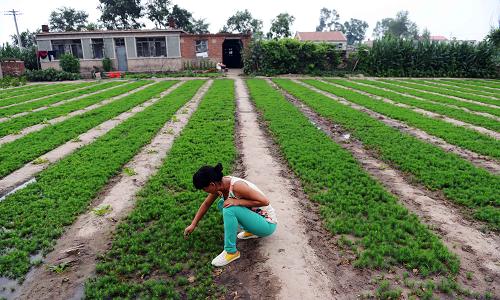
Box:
[0,43,38,70]
[0,76,27,88]
[102,57,112,72]
[59,53,80,73]
[25,68,81,81]
[243,38,342,75]
[356,37,497,78]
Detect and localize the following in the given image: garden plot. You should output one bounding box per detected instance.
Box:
[0,82,94,107]
[0,77,498,300]
[419,80,500,99]
[16,80,213,300]
[0,80,149,142]
[365,79,500,117]
[326,79,500,134]
[383,80,500,108]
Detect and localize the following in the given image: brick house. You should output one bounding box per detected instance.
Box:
[35,27,250,74]
[295,31,347,50]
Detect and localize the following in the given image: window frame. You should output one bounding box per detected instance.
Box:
[135,37,167,57]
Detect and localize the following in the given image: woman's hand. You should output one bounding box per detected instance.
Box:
[184,223,196,238]
[223,197,240,208]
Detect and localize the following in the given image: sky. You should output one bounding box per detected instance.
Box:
[0,0,498,45]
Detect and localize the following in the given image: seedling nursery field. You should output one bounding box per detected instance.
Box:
[0,76,498,299]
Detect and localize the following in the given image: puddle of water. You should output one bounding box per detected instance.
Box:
[0,276,21,300]
[0,178,36,202]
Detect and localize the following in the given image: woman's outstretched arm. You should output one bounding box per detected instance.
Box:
[184,192,218,237]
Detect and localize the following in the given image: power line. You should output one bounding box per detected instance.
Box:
[4,9,23,48]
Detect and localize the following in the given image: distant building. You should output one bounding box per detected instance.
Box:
[35,27,250,74]
[429,35,448,42]
[294,31,347,50]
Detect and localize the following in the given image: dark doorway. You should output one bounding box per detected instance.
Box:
[222,39,242,68]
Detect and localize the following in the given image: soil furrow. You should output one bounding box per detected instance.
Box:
[269,79,500,298]
[13,80,213,300]
[0,81,185,198]
[422,80,500,99]
[295,79,500,174]
[318,79,500,140]
[0,81,156,146]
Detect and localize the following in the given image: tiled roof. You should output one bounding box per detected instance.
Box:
[430,35,448,41]
[296,31,347,42]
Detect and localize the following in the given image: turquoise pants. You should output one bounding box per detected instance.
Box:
[217,198,277,253]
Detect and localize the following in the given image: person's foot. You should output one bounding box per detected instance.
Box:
[237,231,259,240]
[211,250,240,267]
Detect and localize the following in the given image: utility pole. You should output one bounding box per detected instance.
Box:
[5,9,23,48]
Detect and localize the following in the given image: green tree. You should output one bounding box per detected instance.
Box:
[84,22,103,31]
[421,28,431,40]
[0,43,38,70]
[98,0,143,29]
[170,5,193,31]
[315,8,342,32]
[11,29,38,48]
[49,7,89,32]
[486,27,500,48]
[373,11,419,39]
[191,18,210,34]
[342,18,368,45]
[145,2,209,33]
[267,13,295,39]
[146,0,171,28]
[221,10,263,38]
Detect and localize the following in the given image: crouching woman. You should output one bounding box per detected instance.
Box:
[184,163,277,267]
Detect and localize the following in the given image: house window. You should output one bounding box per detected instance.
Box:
[91,39,104,59]
[136,37,166,57]
[51,39,83,59]
[337,43,343,49]
[195,40,208,53]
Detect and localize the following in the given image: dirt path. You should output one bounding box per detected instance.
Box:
[381,80,500,109]
[295,80,500,174]
[317,79,500,140]
[221,77,373,299]
[0,81,184,198]
[0,81,157,146]
[271,79,500,297]
[14,80,213,300]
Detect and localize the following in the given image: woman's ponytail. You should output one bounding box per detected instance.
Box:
[193,163,224,189]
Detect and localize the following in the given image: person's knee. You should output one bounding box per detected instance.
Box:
[222,206,238,216]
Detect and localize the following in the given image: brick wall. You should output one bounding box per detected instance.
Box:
[0,61,25,77]
[180,34,251,68]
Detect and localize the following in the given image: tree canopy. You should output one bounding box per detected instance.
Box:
[373,11,419,39]
[315,8,342,32]
[98,0,143,29]
[267,13,295,39]
[343,18,368,45]
[11,29,38,48]
[221,10,263,38]
[49,7,89,32]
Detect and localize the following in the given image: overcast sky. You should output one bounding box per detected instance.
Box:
[0,0,498,44]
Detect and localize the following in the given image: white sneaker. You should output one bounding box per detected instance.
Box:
[237,231,259,240]
[211,250,240,267]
